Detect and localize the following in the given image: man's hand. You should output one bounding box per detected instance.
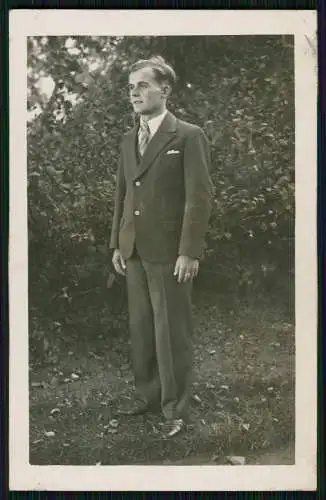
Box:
[112,249,126,276]
[173,255,199,283]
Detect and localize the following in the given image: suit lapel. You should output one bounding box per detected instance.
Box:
[133,111,177,180]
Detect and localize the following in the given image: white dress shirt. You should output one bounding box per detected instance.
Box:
[139,110,168,141]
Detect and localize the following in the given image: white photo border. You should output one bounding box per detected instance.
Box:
[9,9,317,491]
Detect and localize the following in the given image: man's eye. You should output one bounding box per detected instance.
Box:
[128,83,148,91]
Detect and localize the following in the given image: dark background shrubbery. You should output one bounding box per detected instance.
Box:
[27,36,294,331]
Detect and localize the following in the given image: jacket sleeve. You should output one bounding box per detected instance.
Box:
[178,126,213,259]
[109,153,126,250]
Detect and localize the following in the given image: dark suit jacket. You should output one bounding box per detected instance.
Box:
[109,111,213,263]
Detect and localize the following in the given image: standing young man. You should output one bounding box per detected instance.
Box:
[110,56,213,437]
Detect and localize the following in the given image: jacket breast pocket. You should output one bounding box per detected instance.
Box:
[159,150,183,170]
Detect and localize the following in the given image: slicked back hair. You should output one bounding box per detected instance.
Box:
[129,56,177,88]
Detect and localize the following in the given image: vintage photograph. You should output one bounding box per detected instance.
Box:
[9,9,317,492]
[27,34,295,466]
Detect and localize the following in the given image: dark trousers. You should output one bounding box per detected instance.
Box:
[126,253,193,420]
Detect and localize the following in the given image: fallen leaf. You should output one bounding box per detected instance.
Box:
[32,439,44,444]
[206,382,215,389]
[220,385,229,391]
[193,394,202,403]
[50,408,60,415]
[226,455,246,466]
[44,431,55,437]
[241,423,250,431]
[234,397,240,403]
[239,334,244,340]
[109,419,119,428]
[63,443,70,447]
[31,382,42,388]
[209,350,216,355]
[200,419,206,425]
[64,378,70,383]
[107,428,118,434]
[68,351,73,356]
[89,351,102,360]
[71,373,79,380]
[267,386,274,392]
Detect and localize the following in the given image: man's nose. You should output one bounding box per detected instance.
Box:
[131,88,140,98]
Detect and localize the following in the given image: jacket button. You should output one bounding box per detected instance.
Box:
[134,210,140,216]
[135,181,141,187]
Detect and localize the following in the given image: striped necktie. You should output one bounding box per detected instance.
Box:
[138,120,151,157]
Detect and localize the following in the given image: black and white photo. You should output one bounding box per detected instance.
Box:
[9,10,317,491]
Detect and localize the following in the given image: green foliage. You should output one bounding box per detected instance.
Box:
[27,35,294,319]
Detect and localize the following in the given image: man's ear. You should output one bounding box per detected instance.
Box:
[161,84,171,98]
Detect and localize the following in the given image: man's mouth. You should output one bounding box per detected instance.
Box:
[133,101,143,104]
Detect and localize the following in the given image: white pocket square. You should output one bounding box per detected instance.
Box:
[166,149,180,155]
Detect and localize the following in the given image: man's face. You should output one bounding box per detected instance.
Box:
[128,67,166,116]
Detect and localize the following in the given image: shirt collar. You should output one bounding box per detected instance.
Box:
[140,110,167,137]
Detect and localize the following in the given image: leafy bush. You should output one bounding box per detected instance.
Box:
[27,35,294,322]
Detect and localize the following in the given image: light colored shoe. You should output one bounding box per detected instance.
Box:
[163,418,185,438]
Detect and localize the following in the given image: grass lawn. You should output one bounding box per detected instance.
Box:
[29,291,295,465]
